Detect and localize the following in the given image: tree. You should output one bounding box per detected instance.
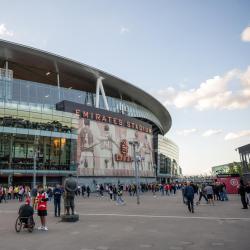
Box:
[227,162,242,176]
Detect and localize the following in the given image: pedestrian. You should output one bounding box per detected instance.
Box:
[184,181,194,213]
[36,185,49,230]
[31,185,38,211]
[113,185,117,201]
[108,185,113,200]
[222,183,229,201]
[218,183,224,201]
[0,185,5,203]
[204,184,214,205]
[238,179,248,209]
[7,186,13,200]
[116,186,125,205]
[246,181,250,206]
[53,184,62,217]
[46,187,53,202]
[197,184,208,205]
[13,186,19,200]
[100,184,104,196]
[128,185,132,196]
[81,185,86,197]
[18,186,25,202]
[182,183,187,204]
[86,186,91,198]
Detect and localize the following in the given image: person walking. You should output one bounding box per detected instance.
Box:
[184,182,195,213]
[182,183,187,204]
[197,184,208,205]
[81,185,86,197]
[113,185,117,201]
[116,186,125,205]
[246,181,250,206]
[239,179,248,209]
[86,186,91,198]
[108,185,113,200]
[53,184,62,217]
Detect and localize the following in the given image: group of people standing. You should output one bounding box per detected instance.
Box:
[181,181,229,213]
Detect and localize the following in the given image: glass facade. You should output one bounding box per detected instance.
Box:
[0,134,76,172]
[159,153,171,175]
[0,77,163,131]
[157,135,180,177]
[0,76,164,184]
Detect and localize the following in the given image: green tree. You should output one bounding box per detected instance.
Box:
[227,162,242,176]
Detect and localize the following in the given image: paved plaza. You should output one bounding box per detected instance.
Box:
[0,192,250,250]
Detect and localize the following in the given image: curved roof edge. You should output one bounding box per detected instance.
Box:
[0,39,172,134]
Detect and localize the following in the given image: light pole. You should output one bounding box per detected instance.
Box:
[129,140,140,205]
[33,136,39,189]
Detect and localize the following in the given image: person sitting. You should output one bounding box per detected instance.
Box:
[18,198,34,227]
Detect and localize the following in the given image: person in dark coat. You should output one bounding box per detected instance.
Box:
[184,182,195,213]
[53,184,62,217]
[239,179,248,209]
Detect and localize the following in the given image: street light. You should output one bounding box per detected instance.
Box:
[129,140,140,205]
[33,136,39,188]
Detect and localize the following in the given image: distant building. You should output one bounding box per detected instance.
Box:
[211,162,241,176]
[236,143,250,182]
[156,135,180,182]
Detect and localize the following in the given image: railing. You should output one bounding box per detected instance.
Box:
[0,163,77,171]
[0,116,73,133]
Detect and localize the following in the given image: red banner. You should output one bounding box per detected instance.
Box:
[216,176,240,194]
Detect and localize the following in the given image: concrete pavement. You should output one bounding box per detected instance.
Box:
[0,192,249,250]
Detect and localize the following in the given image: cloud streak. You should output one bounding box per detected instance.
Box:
[120,26,129,35]
[202,129,223,137]
[0,24,13,37]
[241,26,250,42]
[155,66,250,111]
[177,128,198,136]
[224,130,250,140]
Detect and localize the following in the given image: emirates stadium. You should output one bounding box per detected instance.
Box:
[0,39,176,187]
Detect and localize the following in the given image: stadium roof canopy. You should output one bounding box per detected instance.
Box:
[0,39,172,134]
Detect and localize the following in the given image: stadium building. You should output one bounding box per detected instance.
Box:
[0,39,173,188]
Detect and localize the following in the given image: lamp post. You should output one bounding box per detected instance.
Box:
[33,136,39,189]
[129,140,140,205]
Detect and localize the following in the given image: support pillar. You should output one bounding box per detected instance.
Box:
[57,73,61,101]
[43,175,47,187]
[95,77,109,110]
[8,174,12,186]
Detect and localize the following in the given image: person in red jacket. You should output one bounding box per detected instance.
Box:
[36,185,49,231]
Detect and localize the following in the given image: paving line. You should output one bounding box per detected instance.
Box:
[77,213,250,221]
[1,210,249,221]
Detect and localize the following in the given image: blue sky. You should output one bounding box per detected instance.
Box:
[1,0,250,174]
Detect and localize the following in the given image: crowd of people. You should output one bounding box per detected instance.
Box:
[0,179,250,231]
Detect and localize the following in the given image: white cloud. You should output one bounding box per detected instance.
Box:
[120,26,129,35]
[177,128,198,136]
[154,66,250,111]
[202,129,223,137]
[224,130,250,140]
[241,26,250,42]
[0,24,13,37]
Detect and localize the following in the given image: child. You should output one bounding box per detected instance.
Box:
[36,185,49,231]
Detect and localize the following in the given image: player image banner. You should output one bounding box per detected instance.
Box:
[77,118,155,177]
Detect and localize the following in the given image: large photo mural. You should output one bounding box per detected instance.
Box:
[77,118,154,177]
